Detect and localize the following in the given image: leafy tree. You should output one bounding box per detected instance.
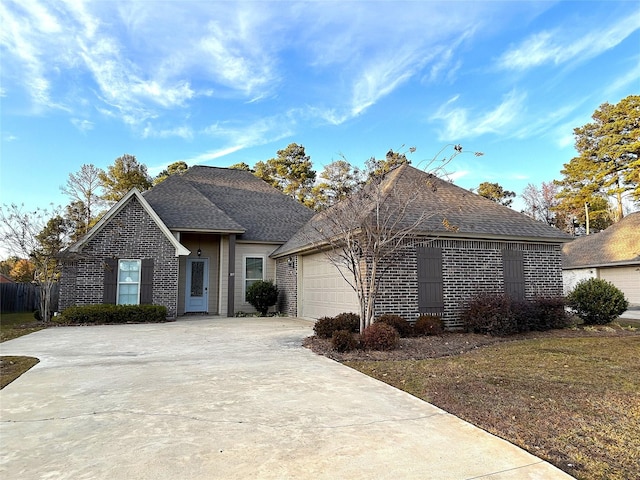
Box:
[253,143,317,207]
[0,256,20,276]
[60,163,104,236]
[153,161,189,185]
[229,162,251,171]
[99,154,152,202]
[477,182,515,207]
[9,258,36,282]
[365,148,413,180]
[313,159,364,210]
[0,204,68,322]
[556,95,640,221]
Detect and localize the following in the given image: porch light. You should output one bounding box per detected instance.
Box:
[287,256,293,268]
[197,248,202,257]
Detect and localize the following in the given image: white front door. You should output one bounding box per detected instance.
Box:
[186,258,209,313]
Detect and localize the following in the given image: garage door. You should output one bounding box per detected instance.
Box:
[300,253,360,319]
[600,266,640,305]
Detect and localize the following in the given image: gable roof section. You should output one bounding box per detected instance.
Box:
[144,166,314,243]
[562,212,640,268]
[274,164,571,257]
[64,188,190,257]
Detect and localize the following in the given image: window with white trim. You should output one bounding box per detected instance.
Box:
[244,256,264,299]
[117,259,141,305]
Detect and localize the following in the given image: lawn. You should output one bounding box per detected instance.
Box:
[345,333,640,480]
[1,312,44,389]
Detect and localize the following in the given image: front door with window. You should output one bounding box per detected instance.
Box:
[186,258,209,313]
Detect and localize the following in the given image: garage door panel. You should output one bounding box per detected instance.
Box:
[301,253,360,319]
[600,267,640,305]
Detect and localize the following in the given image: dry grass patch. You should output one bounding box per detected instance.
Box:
[0,356,39,389]
[342,333,639,480]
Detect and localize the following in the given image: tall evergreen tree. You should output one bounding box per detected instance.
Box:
[99,154,153,202]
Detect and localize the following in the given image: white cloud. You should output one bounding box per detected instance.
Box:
[432,90,527,140]
[180,145,246,165]
[498,14,640,71]
[71,118,94,132]
[142,124,193,140]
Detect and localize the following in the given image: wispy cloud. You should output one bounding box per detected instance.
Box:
[179,145,246,165]
[431,90,527,140]
[71,118,94,132]
[498,13,640,71]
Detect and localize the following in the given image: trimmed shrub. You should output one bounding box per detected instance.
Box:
[331,330,358,353]
[462,294,520,336]
[568,278,629,325]
[313,313,360,338]
[375,313,411,337]
[314,316,338,338]
[334,312,360,333]
[361,323,399,351]
[245,280,279,316]
[60,304,168,324]
[414,314,444,336]
[528,297,569,330]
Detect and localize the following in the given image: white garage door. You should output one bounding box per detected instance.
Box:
[600,266,640,305]
[300,253,360,319]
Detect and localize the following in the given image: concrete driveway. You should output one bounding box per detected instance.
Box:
[1,317,573,479]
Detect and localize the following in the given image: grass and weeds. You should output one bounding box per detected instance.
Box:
[344,332,640,480]
[0,312,45,342]
[0,356,39,389]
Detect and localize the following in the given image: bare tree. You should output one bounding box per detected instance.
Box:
[304,145,480,330]
[60,164,104,236]
[0,204,68,322]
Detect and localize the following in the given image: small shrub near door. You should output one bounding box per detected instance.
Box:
[245,280,279,316]
[361,323,399,351]
[568,278,629,325]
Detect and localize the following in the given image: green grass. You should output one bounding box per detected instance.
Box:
[346,336,640,480]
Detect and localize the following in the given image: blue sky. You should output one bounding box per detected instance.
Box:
[1,0,639,217]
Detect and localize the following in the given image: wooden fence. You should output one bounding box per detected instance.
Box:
[0,283,59,313]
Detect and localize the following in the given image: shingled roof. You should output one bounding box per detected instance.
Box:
[274,164,571,257]
[143,166,314,243]
[562,212,640,268]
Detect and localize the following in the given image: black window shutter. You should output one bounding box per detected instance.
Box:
[503,250,525,300]
[417,247,444,314]
[103,258,118,304]
[140,258,154,305]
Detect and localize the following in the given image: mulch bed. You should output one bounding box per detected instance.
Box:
[303,325,639,362]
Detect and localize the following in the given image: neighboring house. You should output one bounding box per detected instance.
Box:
[562,212,640,306]
[272,165,572,328]
[58,166,314,318]
[0,273,15,284]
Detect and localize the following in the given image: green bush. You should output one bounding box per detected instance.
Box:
[414,314,444,336]
[568,278,629,325]
[245,280,279,316]
[361,323,400,351]
[375,313,411,337]
[331,330,358,353]
[60,304,168,324]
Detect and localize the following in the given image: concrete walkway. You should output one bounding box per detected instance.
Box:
[0,317,573,479]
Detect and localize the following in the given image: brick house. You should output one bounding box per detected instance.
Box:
[272,164,571,328]
[562,212,640,306]
[59,164,570,327]
[58,166,314,318]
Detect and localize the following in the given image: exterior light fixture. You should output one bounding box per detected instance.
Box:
[287,256,293,268]
[197,248,202,257]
